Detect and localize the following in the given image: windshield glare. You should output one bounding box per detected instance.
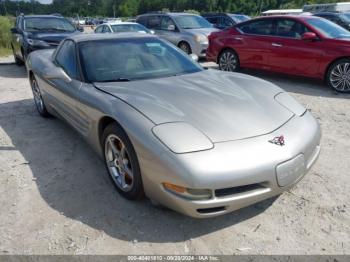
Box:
[25,17,76,32]
[230,15,250,23]
[174,15,213,29]
[307,17,350,38]
[340,13,350,23]
[79,38,203,83]
[111,24,149,33]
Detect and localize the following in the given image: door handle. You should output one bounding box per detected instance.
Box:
[234,37,243,40]
[272,43,283,47]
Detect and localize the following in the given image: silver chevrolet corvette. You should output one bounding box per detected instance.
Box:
[26,33,321,218]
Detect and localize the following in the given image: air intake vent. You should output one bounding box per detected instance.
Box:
[215,183,266,198]
[197,206,226,214]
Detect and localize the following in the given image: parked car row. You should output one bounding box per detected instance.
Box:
[11,12,350,94]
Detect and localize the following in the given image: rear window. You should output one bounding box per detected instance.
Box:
[147,16,161,29]
[238,19,274,35]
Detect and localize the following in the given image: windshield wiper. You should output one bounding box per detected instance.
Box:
[42,28,71,32]
[26,27,71,32]
[98,78,131,83]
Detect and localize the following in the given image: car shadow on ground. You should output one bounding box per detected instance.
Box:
[241,69,350,99]
[203,62,349,99]
[1,98,278,243]
[0,64,27,78]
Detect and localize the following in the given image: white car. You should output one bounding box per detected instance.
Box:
[94,22,153,34]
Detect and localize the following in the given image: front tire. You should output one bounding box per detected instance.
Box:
[327,58,350,93]
[30,75,50,117]
[178,41,192,55]
[12,45,23,66]
[218,49,239,72]
[102,123,144,200]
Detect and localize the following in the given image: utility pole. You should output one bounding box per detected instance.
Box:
[258,0,264,15]
[31,0,34,14]
[1,0,8,15]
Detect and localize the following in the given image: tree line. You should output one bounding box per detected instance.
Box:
[0,0,340,17]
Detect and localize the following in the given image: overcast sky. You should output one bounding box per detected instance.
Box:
[11,0,53,4]
[37,0,53,3]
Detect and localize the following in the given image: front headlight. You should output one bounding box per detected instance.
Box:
[163,182,212,200]
[152,122,213,154]
[27,38,50,47]
[194,34,208,44]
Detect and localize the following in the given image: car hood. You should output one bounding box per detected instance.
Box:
[26,31,79,43]
[183,27,219,36]
[95,70,294,143]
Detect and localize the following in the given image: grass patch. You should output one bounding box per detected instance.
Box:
[0,16,13,57]
[0,48,12,57]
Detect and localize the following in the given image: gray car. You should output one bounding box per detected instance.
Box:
[136,13,219,57]
[26,33,321,218]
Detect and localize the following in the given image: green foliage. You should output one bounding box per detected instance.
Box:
[0,16,13,55]
[184,10,200,15]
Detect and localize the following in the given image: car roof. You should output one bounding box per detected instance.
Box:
[203,13,245,16]
[139,12,200,17]
[314,12,341,15]
[102,22,140,26]
[67,32,157,43]
[251,15,318,21]
[22,15,64,19]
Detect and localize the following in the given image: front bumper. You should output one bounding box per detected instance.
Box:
[192,42,209,58]
[141,112,321,218]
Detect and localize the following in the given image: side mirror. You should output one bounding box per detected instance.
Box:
[77,26,84,32]
[168,24,176,31]
[43,67,72,83]
[302,32,318,41]
[11,27,19,34]
[189,53,199,62]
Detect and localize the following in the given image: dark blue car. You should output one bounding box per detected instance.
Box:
[11,14,82,66]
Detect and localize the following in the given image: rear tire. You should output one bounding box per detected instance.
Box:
[30,75,50,118]
[218,49,239,72]
[327,58,350,93]
[102,123,144,200]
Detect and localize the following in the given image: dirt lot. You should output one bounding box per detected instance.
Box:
[0,57,349,255]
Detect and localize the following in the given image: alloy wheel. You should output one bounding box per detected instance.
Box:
[330,62,350,92]
[219,51,237,72]
[105,134,134,192]
[179,42,191,54]
[31,78,45,113]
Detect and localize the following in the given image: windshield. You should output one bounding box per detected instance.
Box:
[230,15,251,23]
[24,17,76,32]
[340,13,350,23]
[174,15,213,29]
[111,24,150,33]
[79,38,203,83]
[307,17,350,38]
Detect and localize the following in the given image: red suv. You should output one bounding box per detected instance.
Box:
[207,15,350,93]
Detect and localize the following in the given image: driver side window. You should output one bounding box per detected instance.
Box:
[161,16,176,31]
[95,26,103,33]
[275,19,310,39]
[55,40,78,80]
[102,25,111,33]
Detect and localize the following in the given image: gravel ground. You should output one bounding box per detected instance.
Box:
[0,56,349,255]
